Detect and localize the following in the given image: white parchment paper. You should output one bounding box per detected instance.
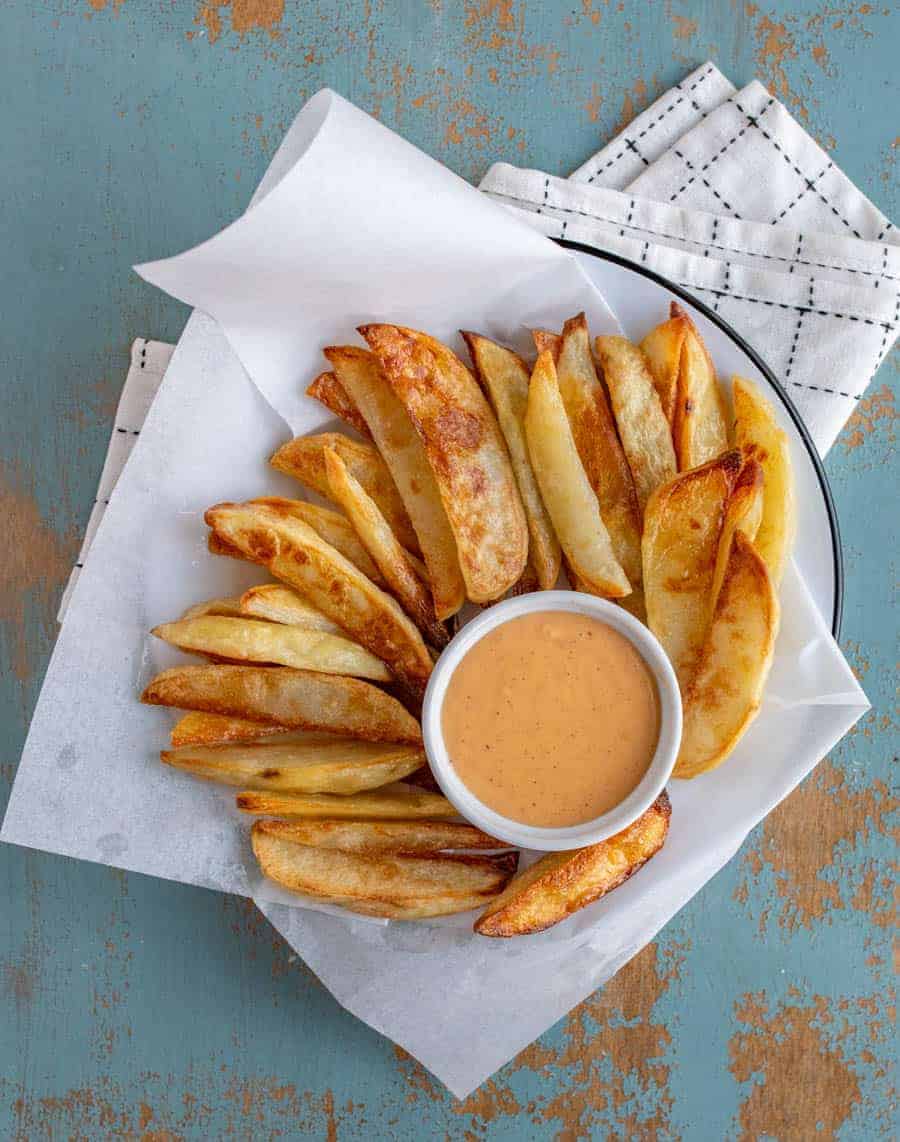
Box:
[2,90,869,1098]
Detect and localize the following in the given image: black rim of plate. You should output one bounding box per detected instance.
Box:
[555,238,844,638]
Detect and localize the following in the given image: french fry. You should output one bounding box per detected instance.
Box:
[642,450,742,687]
[206,501,433,696]
[253,817,508,854]
[462,332,561,590]
[162,737,425,793]
[323,447,449,648]
[732,376,796,584]
[152,616,391,681]
[709,457,764,617]
[531,329,561,361]
[208,531,259,563]
[170,711,295,748]
[237,782,452,819]
[525,351,630,598]
[239,584,342,634]
[181,597,245,620]
[556,314,643,586]
[640,312,689,425]
[359,324,528,603]
[306,371,372,438]
[270,433,419,554]
[671,303,729,470]
[324,346,465,621]
[593,335,677,513]
[675,532,779,778]
[249,497,385,585]
[251,825,518,919]
[475,793,671,937]
[142,664,422,743]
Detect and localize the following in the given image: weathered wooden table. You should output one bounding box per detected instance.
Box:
[2,3,896,1137]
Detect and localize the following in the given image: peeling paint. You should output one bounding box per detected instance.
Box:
[194,0,284,44]
[841,381,897,454]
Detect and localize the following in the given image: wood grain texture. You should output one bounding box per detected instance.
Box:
[1,2,896,1137]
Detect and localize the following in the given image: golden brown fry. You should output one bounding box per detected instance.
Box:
[253,817,508,854]
[324,346,465,621]
[709,457,764,618]
[675,532,779,778]
[640,313,689,425]
[306,371,372,438]
[359,324,528,603]
[525,351,630,598]
[475,793,671,936]
[142,664,422,743]
[237,782,452,819]
[671,303,729,471]
[593,335,677,513]
[249,497,385,585]
[152,616,391,681]
[180,597,245,620]
[732,376,796,584]
[170,711,293,748]
[462,332,561,590]
[251,825,518,919]
[642,450,742,687]
[206,500,433,696]
[507,555,541,598]
[162,737,424,793]
[531,329,562,361]
[556,314,643,586]
[209,531,259,563]
[324,447,448,648]
[270,433,419,554]
[239,584,342,634]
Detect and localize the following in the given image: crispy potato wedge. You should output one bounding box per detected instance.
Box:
[324,345,465,621]
[359,324,528,603]
[239,584,341,634]
[642,450,742,686]
[251,825,517,918]
[671,304,729,470]
[306,371,372,438]
[162,737,424,793]
[170,711,294,747]
[640,313,689,425]
[475,793,671,936]
[181,597,245,620]
[732,376,796,584]
[675,532,779,778]
[206,501,433,696]
[531,329,561,361]
[253,817,507,854]
[249,497,385,585]
[507,555,541,597]
[270,433,419,554]
[556,314,643,586]
[152,616,391,681]
[593,335,677,513]
[208,531,258,563]
[525,351,630,598]
[710,457,764,617]
[324,447,448,648]
[617,586,647,625]
[238,781,452,819]
[462,332,561,590]
[142,664,422,743]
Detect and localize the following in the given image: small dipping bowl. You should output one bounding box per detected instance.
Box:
[422,591,682,851]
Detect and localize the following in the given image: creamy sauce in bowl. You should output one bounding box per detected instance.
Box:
[440,610,660,827]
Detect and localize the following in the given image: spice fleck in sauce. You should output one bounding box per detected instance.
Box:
[442,611,660,827]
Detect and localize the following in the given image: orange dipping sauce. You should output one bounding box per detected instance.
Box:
[441,611,660,827]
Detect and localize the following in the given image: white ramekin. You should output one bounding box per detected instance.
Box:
[422,590,682,851]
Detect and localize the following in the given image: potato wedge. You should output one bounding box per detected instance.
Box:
[238,781,452,819]
[525,351,630,598]
[206,501,433,696]
[152,616,391,681]
[170,711,294,747]
[142,664,422,743]
[640,313,689,425]
[162,737,424,793]
[323,446,448,649]
[709,457,764,617]
[249,497,384,585]
[732,376,796,584]
[462,332,561,590]
[251,825,518,918]
[253,817,508,854]
[239,584,341,634]
[675,532,779,778]
[181,597,245,620]
[475,793,671,937]
[209,531,258,563]
[324,346,465,621]
[556,314,643,586]
[359,324,528,603]
[306,371,372,438]
[531,329,561,361]
[642,450,742,686]
[270,433,419,554]
[593,335,677,513]
[671,304,729,470]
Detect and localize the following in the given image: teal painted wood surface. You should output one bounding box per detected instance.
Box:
[1,2,896,1137]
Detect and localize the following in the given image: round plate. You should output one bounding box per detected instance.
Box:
[561,241,843,636]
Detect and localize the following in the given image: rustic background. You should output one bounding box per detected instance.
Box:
[1,2,896,1138]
